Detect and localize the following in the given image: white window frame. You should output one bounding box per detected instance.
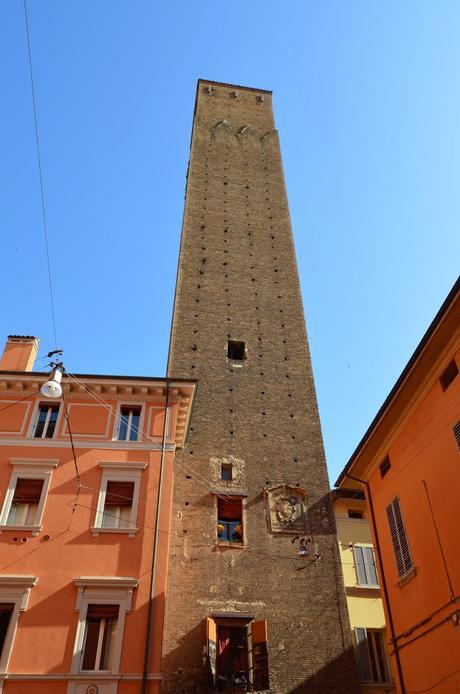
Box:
[0,460,58,535]
[0,575,38,674]
[71,577,138,675]
[28,401,62,439]
[112,402,145,442]
[91,462,146,538]
[355,627,391,684]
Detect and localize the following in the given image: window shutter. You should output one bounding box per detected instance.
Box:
[206,617,217,688]
[453,421,460,450]
[13,478,44,503]
[251,620,269,691]
[104,481,134,507]
[353,547,367,585]
[355,627,372,682]
[364,547,379,586]
[386,497,413,577]
[86,604,119,620]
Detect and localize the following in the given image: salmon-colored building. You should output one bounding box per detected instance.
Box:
[0,335,196,694]
[336,278,460,693]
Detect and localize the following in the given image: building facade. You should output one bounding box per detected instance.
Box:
[336,279,460,693]
[0,335,196,693]
[332,489,395,692]
[162,80,358,692]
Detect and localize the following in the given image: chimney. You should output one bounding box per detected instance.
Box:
[0,335,40,372]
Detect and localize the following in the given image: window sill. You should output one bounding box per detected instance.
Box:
[345,585,380,598]
[0,524,42,536]
[361,683,395,689]
[397,566,417,588]
[90,526,139,538]
[215,541,245,549]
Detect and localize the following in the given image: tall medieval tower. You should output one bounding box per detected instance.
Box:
[163,80,358,693]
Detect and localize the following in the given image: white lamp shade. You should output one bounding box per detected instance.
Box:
[40,366,63,398]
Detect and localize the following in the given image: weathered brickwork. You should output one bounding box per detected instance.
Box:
[162,80,358,693]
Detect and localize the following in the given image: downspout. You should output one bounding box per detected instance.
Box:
[142,378,170,693]
[345,473,406,694]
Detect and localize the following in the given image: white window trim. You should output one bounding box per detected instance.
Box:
[91,463,147,538]
[27,401,62,440]
[0,575,38,674]
[111,402,145,442]
[0,460,58,535]
[70,577,138,675]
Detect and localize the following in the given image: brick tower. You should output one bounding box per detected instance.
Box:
[162,80,358,693]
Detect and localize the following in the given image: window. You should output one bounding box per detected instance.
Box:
[453,421,460,450]
[355,628,391,683]
[348,509,364,520]
[353,546,379,587]
[440,359,458,391]
[116,406,141,441]
[221,463,232,481]
[117,406,141,441]
[33,403,59,438]
[0,460,57,534]
[379,455,391,478]
[71,577,138,676]
[227,340,245,361]
[81,604,119,671]
[0,606,13,662]
[6,478,43,526]
[207,616,269,691]
[217,497,243,544]
[92,462,146,537]
[0,575,37,673]
[386,496,413,578]
[101,481,134,528]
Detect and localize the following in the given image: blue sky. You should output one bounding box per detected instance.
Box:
[1,1,459,482]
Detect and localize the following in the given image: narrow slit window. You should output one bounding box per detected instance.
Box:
[81,604,119,671]
[34,403,60,439]
[117,406,141,441]
[227,341,245,361]
[217,497,243,543]
[440,359,458,391]
[379,456,391,478]
[7,478,44,526]
[348,509,364,520]
[101,481,134,528]
[221,464,232,481]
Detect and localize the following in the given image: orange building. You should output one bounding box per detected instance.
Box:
[0,335,196,694]
[336,278,460,693]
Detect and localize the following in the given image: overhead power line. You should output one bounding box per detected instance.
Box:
[23,0,58,349]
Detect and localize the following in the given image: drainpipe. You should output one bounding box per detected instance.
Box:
[142,378,170,693]
[345,473,406,694]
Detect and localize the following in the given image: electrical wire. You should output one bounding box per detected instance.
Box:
[62,392,81,489]
[0,391,38,414]
[23,0,58,349]
[63,369,238,502]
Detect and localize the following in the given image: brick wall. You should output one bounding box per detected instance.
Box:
[162,80,358,693]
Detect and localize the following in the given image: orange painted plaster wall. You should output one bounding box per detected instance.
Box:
[367,346,460,692]
[0,392,178,693]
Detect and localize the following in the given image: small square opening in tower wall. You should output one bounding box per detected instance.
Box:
[227,341,245,361]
